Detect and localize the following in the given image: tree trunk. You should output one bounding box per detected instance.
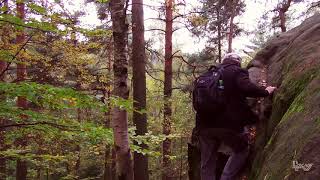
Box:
[278,0,292,32]
[227,15,234,53]
[0,121,5,179]
[104,111,113,180]
[104,47,113,180]
[228,0,237,53]
[111,148,116,179]
[0,0,8,178]
[279,10,286,32]
[73,109,82,177]
[187,128,202,180]
[104,110,113,180]
[16,1,28,179]
[110,0,133,179]
[163,0,173,180]
[132,0,149,180]
[216,6,222,63]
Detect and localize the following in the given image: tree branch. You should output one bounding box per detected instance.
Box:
[172,27,182,33]
[0,19,53,33]
[173,55,208,79]
[144,17,166,22]
[145,28,166,33]
[146,69,164,83]
[0,121,78,131]
[0,34,34,78]
[124,0,130,15]
[307,1,320,13]
[145,44,163,62]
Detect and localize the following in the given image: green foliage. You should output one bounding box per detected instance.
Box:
[0,0,123,178]
[188,0,246,62]
[130,129,181,157]
[0,81,132,178]
[27,3,47,15]
[0,14,24,26]
[80,28,112,38]
[27,19,59,32]
[0,49,13,62]
[95,0,109,3]
[0,82,105,110]
[0,14,58,32]
[0,0,196,178]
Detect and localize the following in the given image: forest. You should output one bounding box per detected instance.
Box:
[0,0,319,179]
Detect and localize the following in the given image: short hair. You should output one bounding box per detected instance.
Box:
[222,53,242,62]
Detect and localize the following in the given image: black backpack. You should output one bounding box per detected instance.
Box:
[192,65,227,113]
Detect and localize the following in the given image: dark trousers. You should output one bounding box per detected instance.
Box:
[199,129,249,180]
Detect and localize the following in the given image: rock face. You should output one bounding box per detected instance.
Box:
[248,14,320,180]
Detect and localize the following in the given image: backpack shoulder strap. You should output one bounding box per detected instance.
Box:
[216,64,234,80]
[208,65,218,71]
[218,64,234,70]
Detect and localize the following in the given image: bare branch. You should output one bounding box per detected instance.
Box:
[172,27,183,33]
[172,50,180,57]
[128,2,164,10]
[307,1,320,13]
[172,14,184,20]
[145,28,166,33]
[145,44,163,62]
[124,0,130,15]
[174,55,197,78]
[146,69,164,83]
[144,17,166,22]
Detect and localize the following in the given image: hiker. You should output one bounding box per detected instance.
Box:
[193,53,276,180]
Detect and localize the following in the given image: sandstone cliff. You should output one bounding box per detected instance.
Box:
[248,13,320,180]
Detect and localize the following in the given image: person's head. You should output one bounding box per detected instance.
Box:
[222,53,242,63]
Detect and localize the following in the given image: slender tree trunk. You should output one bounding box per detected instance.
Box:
[103,102,114,180]
[0,122,5,179]
[0,117,5,179]
[216,6,222,63]
[163,0,173,179]
[279,10,286,32]
[16,1,28,179]
[0,62,6,81]
[110,0,133,179]
[111,148,116,179]
[132,0,149,179]
[73,109,82,177]
[36,138,45,180]
[104,51,113,180]
[74,146,81,175]
[278,0,292,32]
[228,0,237,53]
[0,0,8,177]
[104,107,113,180]
[179,137,183,180]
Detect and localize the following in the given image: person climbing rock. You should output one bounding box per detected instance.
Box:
[193,53,276,180]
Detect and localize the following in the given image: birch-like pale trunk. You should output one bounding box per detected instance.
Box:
[110,0,133,179]
[104,45,114,180]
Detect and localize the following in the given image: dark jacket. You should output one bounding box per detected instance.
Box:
[196,58,269,133]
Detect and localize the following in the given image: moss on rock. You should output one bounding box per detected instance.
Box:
[249,14,320,180]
